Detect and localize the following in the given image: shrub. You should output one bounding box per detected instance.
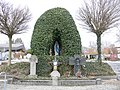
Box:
[0,62,30,77]
[31,7,82,56]
[85,62,115,76]
[26,49,33,54]
[36,55,52,76]
[36,55,72,76]
[31,7,82,76]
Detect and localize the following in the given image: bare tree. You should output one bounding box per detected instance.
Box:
[77,0,120,64]
[0,1,31,65]
[116,26,120,43]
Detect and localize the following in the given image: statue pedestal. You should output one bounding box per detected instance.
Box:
[50,70,60,86]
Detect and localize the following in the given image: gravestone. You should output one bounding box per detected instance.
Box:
[29,55,38,78]
[69,55,86,76]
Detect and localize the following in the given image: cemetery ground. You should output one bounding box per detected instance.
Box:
[0,60,120,90]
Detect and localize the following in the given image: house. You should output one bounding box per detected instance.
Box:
[115,47,120,59]
[102,47,111,60]
[0,43,25,60]
[83,46,118,60]
[82,47,97,59]
[0,43,25,52]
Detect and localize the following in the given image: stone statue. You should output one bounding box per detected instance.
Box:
[54,41,59,56]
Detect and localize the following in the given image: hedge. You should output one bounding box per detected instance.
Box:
[31,7,82,56]
[31,7,82,76]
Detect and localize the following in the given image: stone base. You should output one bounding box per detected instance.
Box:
[13,79,102,86]
[50,70,60,86]
[28,75,37,78]
[52,76,59,86]
[50,70,60,77]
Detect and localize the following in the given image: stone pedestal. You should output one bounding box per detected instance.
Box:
[29,55,38,78]
[50,70,60,86]
[51,76,58,86]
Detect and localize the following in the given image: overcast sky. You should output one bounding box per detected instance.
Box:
[0,0,119,49]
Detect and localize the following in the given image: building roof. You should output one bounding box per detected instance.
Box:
[0,43,25,51]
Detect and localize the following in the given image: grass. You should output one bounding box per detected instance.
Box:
[0,62,115,79]
[0,62,30,78]
[85,62,115,76]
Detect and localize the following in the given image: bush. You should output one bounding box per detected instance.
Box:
[36,57,115,76]
[26,49,33,54]
[31,7,82,76]
[36,55,72,76]
[0,61,115,78]
[31,7,82,56]
[0,62,30,77]
[36,55,52,76]
[85,62,115,76]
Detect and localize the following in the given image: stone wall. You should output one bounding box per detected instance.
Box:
[13,79,101,86]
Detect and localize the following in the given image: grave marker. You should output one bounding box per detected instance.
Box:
[29,55,38,78]
[69,55,86,76]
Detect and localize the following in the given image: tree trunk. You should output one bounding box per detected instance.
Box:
[97,34,102,65]
[8,36,12,66]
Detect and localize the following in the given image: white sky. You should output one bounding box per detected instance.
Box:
[0,0,119,49]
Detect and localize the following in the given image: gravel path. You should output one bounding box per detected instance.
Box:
[0,84,119,90]
[0,80,120,90]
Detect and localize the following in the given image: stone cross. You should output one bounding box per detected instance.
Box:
[49,56,61,71]
[69,55,86,76]
[29,55,38,78]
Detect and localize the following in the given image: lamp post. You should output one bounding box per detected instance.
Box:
[0,72,7,90]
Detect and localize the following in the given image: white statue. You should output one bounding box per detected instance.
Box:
[54,41,59,56]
